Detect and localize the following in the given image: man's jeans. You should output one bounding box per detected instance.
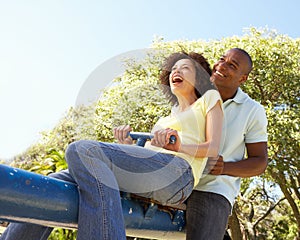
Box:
[1,140,194,240]
[186,190,231,240]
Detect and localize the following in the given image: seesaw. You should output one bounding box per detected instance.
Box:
[0,133,186,240]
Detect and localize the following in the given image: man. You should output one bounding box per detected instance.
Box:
[185,48,268,239]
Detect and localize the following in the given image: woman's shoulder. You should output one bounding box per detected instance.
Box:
[193,89,222,113]
[203,89,221,98]
[195,89,221,104]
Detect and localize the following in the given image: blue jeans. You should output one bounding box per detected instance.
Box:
[186,190,231,240]
[1,140,194,240]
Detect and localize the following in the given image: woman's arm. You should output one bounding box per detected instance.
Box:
[151,101,223,158]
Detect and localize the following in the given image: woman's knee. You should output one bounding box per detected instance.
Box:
[65,141,78,164]
[66,140,89,158]
[65,140,101,165]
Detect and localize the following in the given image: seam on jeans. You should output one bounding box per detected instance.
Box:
[40,227,52,240]
[85,145,110,240]
[165,174,194,205]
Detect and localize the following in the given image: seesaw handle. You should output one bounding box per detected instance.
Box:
[129,132,176,147]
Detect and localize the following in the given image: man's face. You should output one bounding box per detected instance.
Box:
[211,49,249,92]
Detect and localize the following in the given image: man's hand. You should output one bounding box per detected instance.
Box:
[205,155,224,175]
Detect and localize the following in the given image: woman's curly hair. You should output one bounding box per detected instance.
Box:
[160,52,216,105]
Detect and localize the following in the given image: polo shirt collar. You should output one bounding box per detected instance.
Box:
[224,88,247,105]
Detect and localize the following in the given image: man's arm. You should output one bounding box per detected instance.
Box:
[207,142,268,177]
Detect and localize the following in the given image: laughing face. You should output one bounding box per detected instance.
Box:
[169,58,197,101]
[211,49,250,95]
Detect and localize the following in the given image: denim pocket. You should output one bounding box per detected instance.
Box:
[165,179,194,205]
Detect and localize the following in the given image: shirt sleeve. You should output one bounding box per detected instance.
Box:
[203,90,223,114]
[245,104,268,143]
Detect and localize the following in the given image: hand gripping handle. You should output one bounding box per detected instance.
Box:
[128,132,176,147]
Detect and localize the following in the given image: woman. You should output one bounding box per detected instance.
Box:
[66,52,223,239]
[0,52,222,240]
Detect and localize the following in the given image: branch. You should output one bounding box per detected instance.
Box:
[253,196,286,229]
[290,176,300,201]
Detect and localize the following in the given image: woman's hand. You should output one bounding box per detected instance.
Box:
[151,128,180,152]
[204,155,224,175]
[113,125,133,144]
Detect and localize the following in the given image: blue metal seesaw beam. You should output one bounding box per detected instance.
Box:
[0,133,186,240]
[0,164,79,228]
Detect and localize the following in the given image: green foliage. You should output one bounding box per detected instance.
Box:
[266,105,299,174]
[95,51,172,141]
[48,228,77,240]
[266,200,299,240]
[27,148,67,175]
[11,104,98,172]
[234,177,297,239]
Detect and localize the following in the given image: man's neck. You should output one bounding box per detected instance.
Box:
[219,89,239,102]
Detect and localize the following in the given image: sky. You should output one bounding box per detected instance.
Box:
[1,0,299,160]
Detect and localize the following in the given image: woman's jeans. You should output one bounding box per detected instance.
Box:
[1,140,194,240]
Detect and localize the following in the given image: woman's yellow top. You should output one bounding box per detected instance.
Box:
[145,90,222,186]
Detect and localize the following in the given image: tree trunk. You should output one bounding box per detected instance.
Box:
[228,204,243,240]
[272,170,300,240]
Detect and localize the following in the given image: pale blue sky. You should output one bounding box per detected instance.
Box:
[1,0,299,159]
